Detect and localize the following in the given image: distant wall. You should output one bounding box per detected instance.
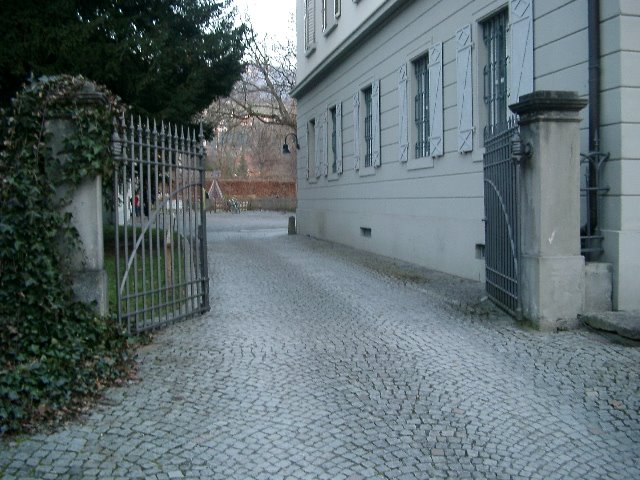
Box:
[218,179,296,199]
[208,179,297,211]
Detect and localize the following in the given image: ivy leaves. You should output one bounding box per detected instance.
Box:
[0,75,129,435]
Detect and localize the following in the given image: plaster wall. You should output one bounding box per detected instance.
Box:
[295,0,640,306]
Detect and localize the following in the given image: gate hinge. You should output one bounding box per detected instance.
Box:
[511,131,532,164]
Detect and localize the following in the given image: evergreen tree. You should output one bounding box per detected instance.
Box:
[0,0,249,124]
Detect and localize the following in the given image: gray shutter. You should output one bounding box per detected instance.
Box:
[457,24,473,153]
[509,0,533,106]
[305,124,310,180]
[305,0,316,50]
[428,42,444,157]
[372,79,381,167]
[353,91,360,171]
[398,64,409,163]
[315,118,322,178]
[322,111,328,176]
[336,102,343,173]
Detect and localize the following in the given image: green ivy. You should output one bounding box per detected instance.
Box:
[0,75,130,434]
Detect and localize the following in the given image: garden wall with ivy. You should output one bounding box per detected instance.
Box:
[0,76,131,434]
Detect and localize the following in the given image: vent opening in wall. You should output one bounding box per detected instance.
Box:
[361,227,372,238]
[475,243,485,259]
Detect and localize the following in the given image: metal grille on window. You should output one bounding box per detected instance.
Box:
[414,55,429,158]
[483,10,508,133]
[364,87,373,168]
[330,107,337,174]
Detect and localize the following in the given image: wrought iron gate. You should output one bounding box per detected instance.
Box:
[111,116,210,334]
[483,119,520,314]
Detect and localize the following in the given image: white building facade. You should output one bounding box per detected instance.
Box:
[292,0,640,314]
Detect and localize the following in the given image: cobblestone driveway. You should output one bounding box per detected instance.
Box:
[2,212,639,479]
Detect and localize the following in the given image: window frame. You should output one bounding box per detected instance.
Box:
[413,54,430,160]
[363,85,373,169]
[354,79,379,176]
[481,8,509,135]
[322,0,339,35]
[307,118,317,182]
[329,105,338,175]
[406,51,435,170]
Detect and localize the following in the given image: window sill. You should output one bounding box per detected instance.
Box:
[323,23,337,37]
[328,171,341,181]
[358,166,376,177]
[305,45,316,58]
[407,156,434,171]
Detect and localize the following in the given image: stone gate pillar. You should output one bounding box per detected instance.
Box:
[510,91,588,330]
[47,83,108,315]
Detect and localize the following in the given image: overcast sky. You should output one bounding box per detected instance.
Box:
[233,0,296,46]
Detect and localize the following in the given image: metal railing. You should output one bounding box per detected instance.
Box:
[580,151,609,259]
[483,119,520,314]
[111,115,210,334]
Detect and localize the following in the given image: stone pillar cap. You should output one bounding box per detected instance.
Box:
[510,90,588,116]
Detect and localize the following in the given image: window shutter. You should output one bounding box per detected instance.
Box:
[315,118,322,178]
[305,124,310,180]
[428,42,444,157]
[457,24,473,153]
[305,0,316,51]
[398,64,409,163]
[509,0,533,106]
[322,111,328,176]
[372,79,381,167]
[336,102,343,173]
[353,91,360,171]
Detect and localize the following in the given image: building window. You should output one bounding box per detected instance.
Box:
[323,0,340,33]
[413,54,429,158]
[363,86,373,168]
[308,118,316,179]
[305,0,316,52]
[482,9,508,131]
[329,106,338,174]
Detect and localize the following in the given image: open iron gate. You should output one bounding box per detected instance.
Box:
[483,119,520,314]
[111,116,210,334]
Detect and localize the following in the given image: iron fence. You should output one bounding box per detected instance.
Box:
[111,115,210,334]
[580,151,609,259]
[483,119,520,314]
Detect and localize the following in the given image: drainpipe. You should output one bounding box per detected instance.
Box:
[587,0,600,251]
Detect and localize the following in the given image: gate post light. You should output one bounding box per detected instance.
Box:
[282,133,300,154]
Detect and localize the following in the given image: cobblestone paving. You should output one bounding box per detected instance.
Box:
[2,211,639,479]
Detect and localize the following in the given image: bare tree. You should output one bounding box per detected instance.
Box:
[202,20,297,180]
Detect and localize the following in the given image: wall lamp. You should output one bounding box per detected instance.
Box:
[282,133,300,154]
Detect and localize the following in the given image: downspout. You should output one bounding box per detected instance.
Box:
[587,0,600,254]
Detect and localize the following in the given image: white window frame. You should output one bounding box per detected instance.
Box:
[307,118,318,182]
[328,103,342,179]
[481,8,509,134]
[404,44,443,171]
[354,80,380,176]
[408,52,433,170]
[322,0,340,34]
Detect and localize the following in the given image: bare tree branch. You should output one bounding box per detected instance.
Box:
[200,24,297,180]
